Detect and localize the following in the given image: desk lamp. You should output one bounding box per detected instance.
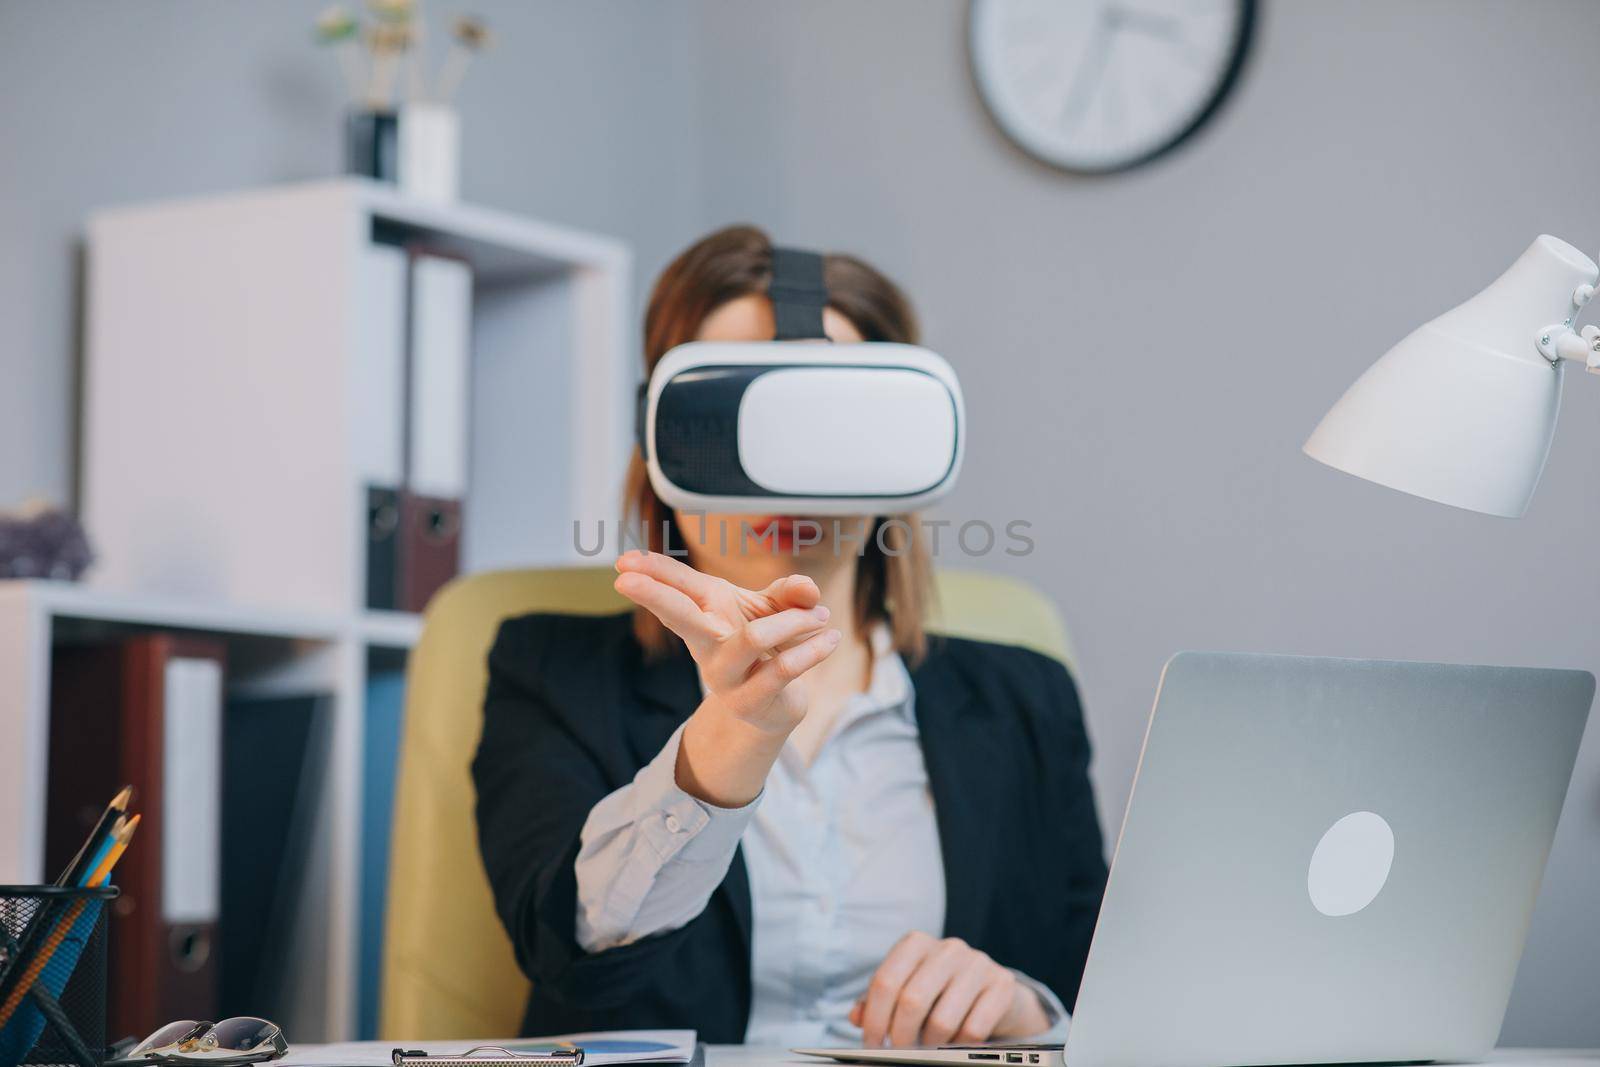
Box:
[1304,235,1600,517]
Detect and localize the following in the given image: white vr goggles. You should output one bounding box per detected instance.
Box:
[636,248,966,515]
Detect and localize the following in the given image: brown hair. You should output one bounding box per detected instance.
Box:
[625,224,935,663]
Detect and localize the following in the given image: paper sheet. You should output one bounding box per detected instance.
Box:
[278,1030,696,1067]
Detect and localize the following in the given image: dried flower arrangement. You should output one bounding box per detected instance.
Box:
[316,1,493,111]
[0,501,94,581]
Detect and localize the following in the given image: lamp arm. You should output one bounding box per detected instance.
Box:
[1543,325,1600,370]
[1535,280,1600,373]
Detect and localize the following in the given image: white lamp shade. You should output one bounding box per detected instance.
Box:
[1304,235,1598,517]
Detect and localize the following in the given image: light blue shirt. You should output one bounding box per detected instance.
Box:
[574,626,1067,1045]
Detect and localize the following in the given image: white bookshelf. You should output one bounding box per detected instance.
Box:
[0,580,421,1039]
[0,181,633,1042]
[82,178,632,613]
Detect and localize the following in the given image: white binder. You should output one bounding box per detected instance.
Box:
[352,241,409,487]
[407,252,474,498]
[161,656,223,924]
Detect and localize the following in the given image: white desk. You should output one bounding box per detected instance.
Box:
[285,1047,1599,1067]
[697,1051,1600,1067]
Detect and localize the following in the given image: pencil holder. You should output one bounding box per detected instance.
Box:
[0,886,118,1067]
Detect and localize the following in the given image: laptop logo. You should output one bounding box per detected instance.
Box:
[1307,810,1394,917]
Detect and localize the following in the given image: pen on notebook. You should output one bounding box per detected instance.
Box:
[0,815,140,1028]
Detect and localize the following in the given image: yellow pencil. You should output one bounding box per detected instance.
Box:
[0,815,140,1027]
[55,785,133,888]
[89,815,139,887]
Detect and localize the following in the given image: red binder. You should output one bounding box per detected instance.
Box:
[396,247,471,611]
[47,635,225,1039]
[397,489,461,613]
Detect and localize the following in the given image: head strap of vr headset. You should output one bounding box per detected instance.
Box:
[636,244,830,455]
[768,246,830,341]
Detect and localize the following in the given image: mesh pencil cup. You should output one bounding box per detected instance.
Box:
[0,885,119,1067]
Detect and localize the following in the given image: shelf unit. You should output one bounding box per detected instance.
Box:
[82,178,633,613]
[0,180,633,1041]
[0,580,421,1039]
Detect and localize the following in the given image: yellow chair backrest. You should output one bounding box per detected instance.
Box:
[379,567,1075,1040]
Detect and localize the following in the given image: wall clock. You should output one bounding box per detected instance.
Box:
[968,0,1256,175]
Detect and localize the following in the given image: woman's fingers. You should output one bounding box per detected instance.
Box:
[620,550,820,626]
[859,931,937,1047]
[859,935,1015,1048]
[954,977,1016,1045]
[706,604,831,687]
[919,951,993,1046]
[740,627,842,707]
[888,939,970,1047]
[750,572,822,614]
[615,550,722,608]
[613,571,722,654]
[616,551,833,710]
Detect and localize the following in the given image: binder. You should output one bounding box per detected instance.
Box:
[357,670,407,1039]
[358,238,408,611]
[397,489,462,613]
[361,246,473,613]
[366,484,402,610]
[399,248,471,610]
[355,240,409,490]
[46,636,226,1039]
[406,250,472,500]
[220,692,332,1023]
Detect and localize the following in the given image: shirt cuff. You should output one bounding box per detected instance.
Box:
[629,722,760,866]
[1011,969,1070,1042]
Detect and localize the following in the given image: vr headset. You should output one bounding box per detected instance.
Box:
[637,247,965,514]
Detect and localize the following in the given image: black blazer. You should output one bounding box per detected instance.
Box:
[472,611,1107,1043]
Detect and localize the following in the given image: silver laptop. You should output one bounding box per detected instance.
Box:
[798,652,1593,1067]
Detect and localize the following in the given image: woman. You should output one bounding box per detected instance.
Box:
[472,226,1106,1047]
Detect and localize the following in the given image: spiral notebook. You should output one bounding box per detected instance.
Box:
[278,1030,698,1067]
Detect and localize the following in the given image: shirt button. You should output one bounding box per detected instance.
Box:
[664,813,683,833]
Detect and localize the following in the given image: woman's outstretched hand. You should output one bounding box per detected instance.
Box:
[614,550,842,806]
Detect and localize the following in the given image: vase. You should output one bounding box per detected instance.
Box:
[346,104,459,203]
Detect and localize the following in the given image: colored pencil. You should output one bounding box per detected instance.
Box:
[54,785,132,888]
[74,817,123,888]
[89,815,138,888]
[0,787,132,1001]
[0,817,140,1029]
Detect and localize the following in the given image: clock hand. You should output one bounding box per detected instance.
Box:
[1105,5,1185,43]
[1101,30,1126,136]
[1059,11,1116,131]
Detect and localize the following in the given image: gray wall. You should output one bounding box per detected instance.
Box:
[0,0,704,504]
[3,0,1598,1047]
[690,1,1600,1046]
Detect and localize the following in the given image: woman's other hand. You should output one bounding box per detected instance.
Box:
[614,550,841,806]
[849,932,1052,1047]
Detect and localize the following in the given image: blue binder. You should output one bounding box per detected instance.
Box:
[359,670,408,1039]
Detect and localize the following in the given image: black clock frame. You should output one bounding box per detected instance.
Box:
[967,0,1259,176]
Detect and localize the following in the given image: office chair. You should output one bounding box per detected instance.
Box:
[379,566,1076,1039]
